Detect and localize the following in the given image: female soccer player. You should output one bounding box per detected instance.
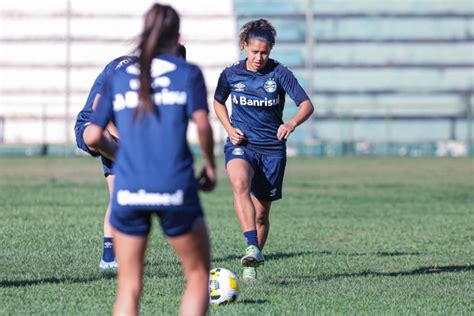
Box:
[74,55,134,272]
[75,47,186,272]
[87,4,215,315]
[213,19,314,282]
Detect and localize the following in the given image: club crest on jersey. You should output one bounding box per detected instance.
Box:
[264,79,277,93]
[232,148,244,156]
[234,82,245,92]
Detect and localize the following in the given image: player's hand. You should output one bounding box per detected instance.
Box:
[228,128,246,145]
[198,162,217,192]
[277,121,296,140]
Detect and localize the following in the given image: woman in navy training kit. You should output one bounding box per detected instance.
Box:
[214,19,314,282]
[88,4,216,315]
[75,48,186,272]
[74,55,132,272]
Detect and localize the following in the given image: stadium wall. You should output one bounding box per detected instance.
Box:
[0,0,473,156]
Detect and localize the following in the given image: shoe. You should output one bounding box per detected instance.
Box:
[241,245,264,267]
[99,259,118,272]
[242,267,258,283]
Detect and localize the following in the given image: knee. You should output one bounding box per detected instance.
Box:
[231,178,251,195]
[119,280,143,299]
[184,264,209,286]
[256,212,269,226]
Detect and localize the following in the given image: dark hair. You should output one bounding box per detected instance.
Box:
[176,44,186,60]
[135,4,180,115]
[239,19,276,50]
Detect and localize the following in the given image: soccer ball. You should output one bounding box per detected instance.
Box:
[209,267,240,305]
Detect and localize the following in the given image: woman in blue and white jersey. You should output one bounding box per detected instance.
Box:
[75,48,186,272]
[88,4,215,315]
[214,19,314,283]
[74,55,134,272]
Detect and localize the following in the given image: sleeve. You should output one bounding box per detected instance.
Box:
[278,65,310,106]
[213,69,231,104]
[186,66,209,118]
[90,79,114,128]
[96,57,123,95]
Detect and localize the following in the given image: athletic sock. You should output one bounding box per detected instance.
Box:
[243,230,260,249]
[102,237,115,262]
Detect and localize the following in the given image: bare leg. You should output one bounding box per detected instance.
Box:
[112,230,148,316]
[226,159,256,232]
[167,220,210,316]
[251,196,272,250]
[104,175,114,238]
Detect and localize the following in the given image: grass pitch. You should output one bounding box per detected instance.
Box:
[0,156,473,315]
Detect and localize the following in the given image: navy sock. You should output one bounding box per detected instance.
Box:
[243,230,260,249]
[102,237,115,262]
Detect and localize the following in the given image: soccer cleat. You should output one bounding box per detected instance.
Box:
[240,245,264,267]
[242,267,258,283]
[99,259,118,272]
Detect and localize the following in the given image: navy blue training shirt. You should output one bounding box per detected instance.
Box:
[214,58,309,155]
[75,56,136,129]
[91,54,208,212]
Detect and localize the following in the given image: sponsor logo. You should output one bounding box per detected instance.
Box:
[113,89,187,110]
[117,189,183,206]
[232,148,244,155]
[153,76,171,88]
[234,82,245,92]
[233,95,280,107]
[126,58,177,77]
[264,79,277,93]
[104,242,113,248]
[269,188,277,197]
[114,58,186,111]
[115,57,134,70]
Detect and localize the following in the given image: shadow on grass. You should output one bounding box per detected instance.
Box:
[325,264,474,280]
[212,251,331,263]
[271,264,474,285]
[238,299,270,305]
[0,273,116,288]
[212,250,421,263]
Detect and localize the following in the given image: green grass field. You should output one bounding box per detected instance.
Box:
[0,156,473,315]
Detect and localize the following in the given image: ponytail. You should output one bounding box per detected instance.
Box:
[135,4,180,116]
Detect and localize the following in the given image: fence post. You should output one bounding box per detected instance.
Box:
[466,92,473,153]
[41,103,48,156]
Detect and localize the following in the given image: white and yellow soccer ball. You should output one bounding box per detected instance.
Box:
[209,267,240,305]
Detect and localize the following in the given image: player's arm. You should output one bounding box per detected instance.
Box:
[213,100,245,145]
[85,124,118,160]
[277,99,314,140]
[87,83,118,160]
[92,93,119,139]
[193,109,216,192]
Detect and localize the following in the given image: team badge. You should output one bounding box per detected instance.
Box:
[234,82,245,92]
[264,79,277,93]
[232,148,244,156]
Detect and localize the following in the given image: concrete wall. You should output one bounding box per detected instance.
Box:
[0,0,238,144]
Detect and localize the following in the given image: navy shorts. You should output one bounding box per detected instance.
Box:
[224,143,286,201]
[74,122,113,176]
[110,206,204,237]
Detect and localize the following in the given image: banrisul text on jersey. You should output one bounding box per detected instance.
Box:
[214,59,309,155]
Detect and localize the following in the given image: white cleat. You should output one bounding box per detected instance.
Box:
[99,259,118,272]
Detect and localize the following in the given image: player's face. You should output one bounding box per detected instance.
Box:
[244,39,271,72]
